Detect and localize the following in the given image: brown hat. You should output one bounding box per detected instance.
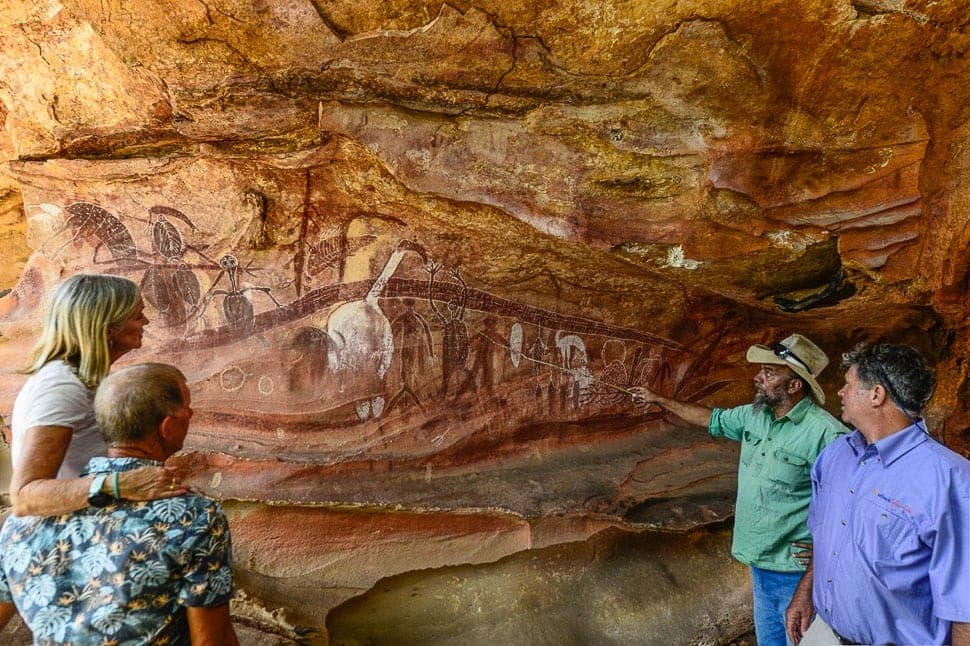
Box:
[746,333,829,404]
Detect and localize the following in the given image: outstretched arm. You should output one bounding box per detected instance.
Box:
[629,387,712,428]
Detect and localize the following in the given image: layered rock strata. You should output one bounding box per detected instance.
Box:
[2,0,969,642]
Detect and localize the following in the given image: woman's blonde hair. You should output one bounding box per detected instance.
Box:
[21,273,141,388]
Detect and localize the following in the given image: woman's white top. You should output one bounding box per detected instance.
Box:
[10,360,107,479]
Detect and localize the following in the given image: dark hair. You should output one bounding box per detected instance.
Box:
[94,363,186,444]
[841,343,935,417]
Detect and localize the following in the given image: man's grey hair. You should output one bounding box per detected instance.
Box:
[95,363,186,444]
[841,343,935,418]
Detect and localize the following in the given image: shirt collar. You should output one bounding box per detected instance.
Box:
[82,456,164,475]
[873,422,930,465]
[844,423,929,465]
[844,429,868,455]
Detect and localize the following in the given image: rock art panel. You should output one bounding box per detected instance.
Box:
[2,0,970,641]
[0,144,742,528]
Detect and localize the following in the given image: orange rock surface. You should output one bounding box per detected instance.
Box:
[1,0,968,642]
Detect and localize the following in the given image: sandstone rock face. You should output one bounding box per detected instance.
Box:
[1,0,968,643]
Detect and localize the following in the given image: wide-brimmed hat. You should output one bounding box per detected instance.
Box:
[746,333,829,404]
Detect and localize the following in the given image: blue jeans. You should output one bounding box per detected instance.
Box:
[751,566,802,646]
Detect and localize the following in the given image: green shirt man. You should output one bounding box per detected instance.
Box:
[631,333,845,646]
[709,397,844,570]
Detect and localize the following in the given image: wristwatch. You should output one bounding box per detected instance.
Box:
[87,473,113,508]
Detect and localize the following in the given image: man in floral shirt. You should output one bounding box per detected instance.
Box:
[0,363,238,644]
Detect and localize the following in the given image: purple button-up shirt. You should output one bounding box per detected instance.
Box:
[809,424,970,645]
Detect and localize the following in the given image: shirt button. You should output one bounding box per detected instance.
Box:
[826,578,832,583]
[841,520,847,526]
[849,488,855,494]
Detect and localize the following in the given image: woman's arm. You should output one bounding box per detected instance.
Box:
[10,424,189,516]
[9,425,90,515]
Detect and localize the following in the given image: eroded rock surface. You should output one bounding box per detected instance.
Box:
[1,0,968,643]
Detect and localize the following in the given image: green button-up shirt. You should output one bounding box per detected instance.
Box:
[709,397,845,572]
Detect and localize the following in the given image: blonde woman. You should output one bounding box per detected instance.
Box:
[8,273,187,516]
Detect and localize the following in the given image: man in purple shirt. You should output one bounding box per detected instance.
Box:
[786,343,970,645]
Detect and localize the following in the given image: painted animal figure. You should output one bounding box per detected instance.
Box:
[139,206,208,325]
[48,202,137,264]
[325,239,427,419]
[201,254,281,334]
[555,330,588,370]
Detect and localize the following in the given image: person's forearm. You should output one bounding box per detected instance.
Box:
[10,476,94,516]
[653,395,713,428]
[952,622,970,646]
[9,424,89,516]
[791,561,813,603]
[785,558,814,645]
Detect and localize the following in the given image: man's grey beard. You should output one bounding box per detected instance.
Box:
[753,388,790,413]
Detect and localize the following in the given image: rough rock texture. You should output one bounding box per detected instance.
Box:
[1,0,969,643]
[326,526,751,646]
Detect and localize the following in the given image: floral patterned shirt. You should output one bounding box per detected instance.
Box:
[0,457,233,645]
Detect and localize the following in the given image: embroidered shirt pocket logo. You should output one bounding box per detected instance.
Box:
[858,493,918,565]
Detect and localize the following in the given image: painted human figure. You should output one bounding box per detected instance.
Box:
[386,298,435,412]
[426,263,469,396]
[529,329,550,403]
[461,314,500,396]
[529,330,548,378]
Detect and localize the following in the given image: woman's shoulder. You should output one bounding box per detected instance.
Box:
[20,360,87,395]
[12,360,94,431]
[33,359,80,378]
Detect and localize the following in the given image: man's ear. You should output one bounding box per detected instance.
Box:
[788,377,804,396]
[870,384,889,407]
[157,415,178,443]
